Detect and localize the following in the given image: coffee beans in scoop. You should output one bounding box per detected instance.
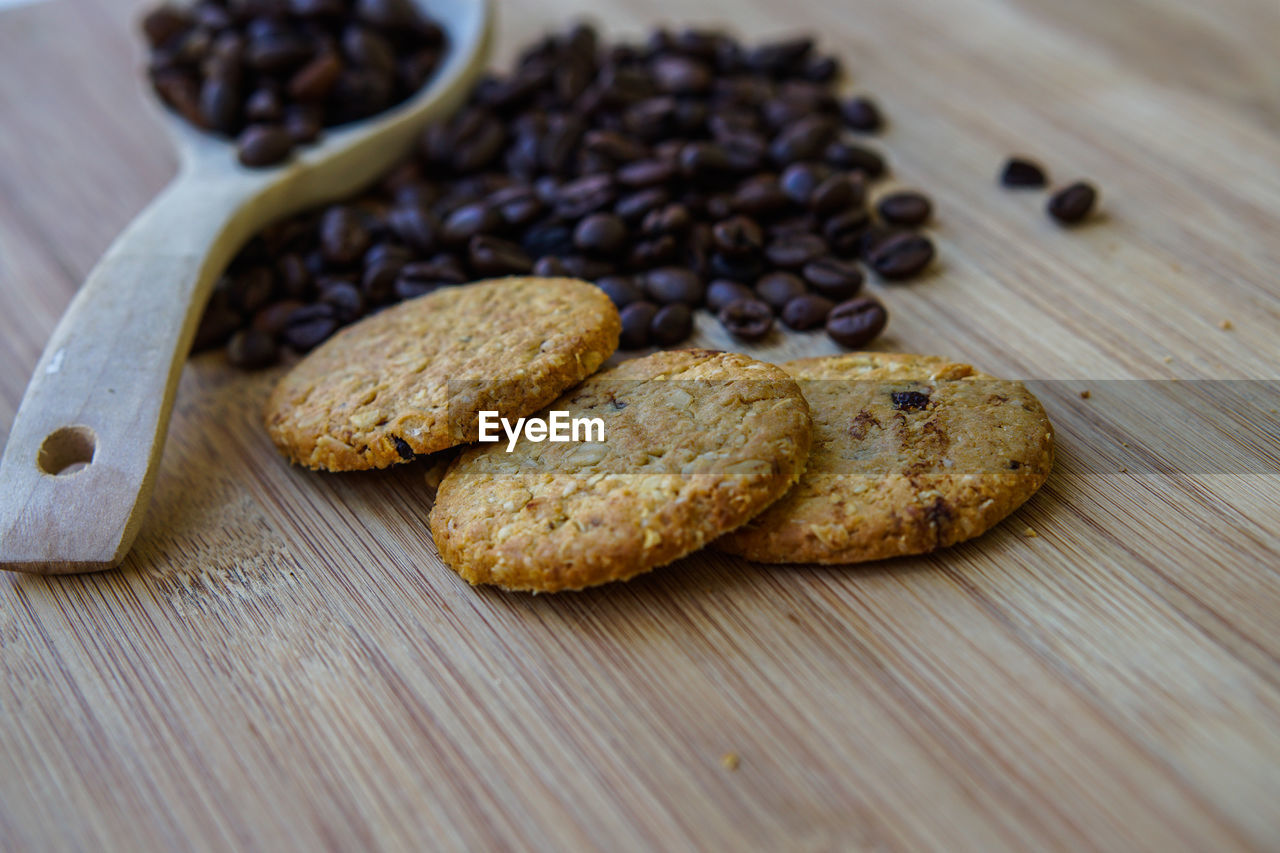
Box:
[141,0,446,167]
[198,24,952,366]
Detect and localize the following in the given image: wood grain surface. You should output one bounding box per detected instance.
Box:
[1,0,1278,850]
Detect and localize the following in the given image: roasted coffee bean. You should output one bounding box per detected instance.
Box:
[826,296,887,347]
[245,86,283,124]
[229,266,275,313]
[617,158,676,187]
[1048,181,1097,224]
[711,215,763,256]
[226,329,278,369]
[840,96,882,132]
[755,271,807,309]
[810,173,861,216]
[765,232,827,269]
[532,256,570,277]
[236,124,293,167]
[641,203,692,236]
[732,175,788,215]
[556,174,617,218]
[615,187,671,222]
[522,223,575,258]
[824,140,885,177]
[469,235,533,275]
[650,303,694,345]
[779,162,827,206]
[651,55,713,94]
[284,304,339,351]
[822,208,871,255]
[441,202,500,244]
[193,303,242,352]
[574,213,628,255]
[595,275,643,309]
[252,299,307,337]
[877,190,932,226]
[320,281,365,321]
[781,293,834,330]
[800,257,861,299]
[718,297,773,341]
[387,204,436,253]
[620,301,660,349]
[868,232,935,279]
[283,105,323,144]
[644,267,704,304]
[557,255,617,279]
[770,116,836,164]
[200,76,241,134]
[1001,157,1048,188]
[320,206,371,265]
[706,279,755,312]
[143,8,192,48]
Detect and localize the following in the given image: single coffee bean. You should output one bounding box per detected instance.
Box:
[252,299,308,337]
[644,267,704,305]
[770,115,836,164]
[781,293,834,330]
[650,302,694,346]
[236,124,293,167]
[200,76,240,134]
[1000,156,1048,188]
[823,208,871,256]
[651,55,713,95]
[868,231,935,279]
[615,188,671,223]
[226,329,278,369]
[732,175,789,215]
[617,158,677,188]
[193,303,242,352]
[283,304,339,351]
[595,275,643,309]
[641,203,692,237]
[228,266,275,314]
[320,206,371,265]
[620,301,659,349]
[706,279,755,312]
[718,297,773,341]
[765,233,828,269]
[755,271,807,309]
[441,202,500,244]
[824,140,885,177]
[628,235,678,269]
[283,105,323,144]
[244,86,284,124]
[780,162,827,206]
[320,280,365,322]
[826,296,887,347]
[469,234,533,275]
[532,256,570,277]
[711,215,763,256]
[840,96,882,132]
[1047,181,1097,224]
[876,190,932,226]
[574,213,628,255]
[289,52,344,101]
[801,256,864,299]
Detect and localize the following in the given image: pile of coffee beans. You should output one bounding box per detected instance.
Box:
[142,0,446,167]
[197,24,943,368]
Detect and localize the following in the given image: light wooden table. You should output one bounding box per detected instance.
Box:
[1,0,1278,849]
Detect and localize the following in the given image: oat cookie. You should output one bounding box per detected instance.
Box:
[429,350,812,592]
[715,353,1054,564]
[264,277,620,471]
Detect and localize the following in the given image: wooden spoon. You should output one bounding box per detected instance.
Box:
[0,0,494,574]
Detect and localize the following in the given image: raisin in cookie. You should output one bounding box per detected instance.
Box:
[264,277,620,471]
[715,353,1054,564]
[429,350,812,591]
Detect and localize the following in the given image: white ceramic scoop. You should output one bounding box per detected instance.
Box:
[0,0,493,574]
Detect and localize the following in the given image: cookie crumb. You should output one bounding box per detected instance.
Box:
[721,752,741,771]
[1079,390,1091,399]
[1023,527,1037,538]
[1118,465,1128,473]
[1162,355,1174,363]
[1219,319,1233,330]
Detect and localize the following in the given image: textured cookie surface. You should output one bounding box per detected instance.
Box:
[429,350,812,592]
[264,277,620,471]
[715,353,1054,564]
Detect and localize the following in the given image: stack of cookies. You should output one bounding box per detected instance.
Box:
[264,277,1054,592]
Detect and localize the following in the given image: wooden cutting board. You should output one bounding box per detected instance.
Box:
[1,0,1278,849]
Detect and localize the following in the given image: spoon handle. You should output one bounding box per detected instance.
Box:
[0,173,258,574]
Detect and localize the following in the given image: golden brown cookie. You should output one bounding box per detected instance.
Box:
[714,353,1054,564]
[264,277,620,471]
[429,350,812,592]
